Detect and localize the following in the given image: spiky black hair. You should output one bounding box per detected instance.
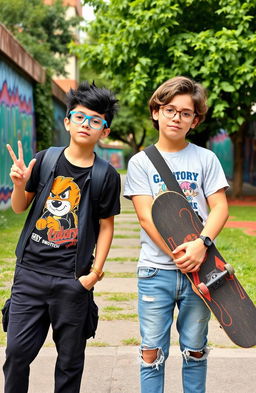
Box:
[66,81,118,126]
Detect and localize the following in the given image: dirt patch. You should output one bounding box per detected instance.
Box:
[225,220,256,236]
[228,197,256,206]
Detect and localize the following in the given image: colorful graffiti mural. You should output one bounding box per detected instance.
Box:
[209,129,234,179]
[209,127,256,186]
[244,121,256,186]
[0,61,35,209]
[52,98,69,147]
[94,144,125,170]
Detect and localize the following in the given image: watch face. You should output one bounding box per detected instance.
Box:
[204,237,212,247]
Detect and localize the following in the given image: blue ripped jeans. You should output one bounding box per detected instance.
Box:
[138,267,211,393]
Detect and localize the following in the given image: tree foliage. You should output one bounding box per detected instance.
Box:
[78,0,256,131]
[110,106,152,152]
[79,66,153,150]
[0,0,81,75]
[34,72,54,151]
[75,0,256,196]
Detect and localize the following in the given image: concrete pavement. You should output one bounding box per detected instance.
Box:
[1,189,256,392]
[1,346,256,392]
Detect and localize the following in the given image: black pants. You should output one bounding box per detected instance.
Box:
[3,267,89,393]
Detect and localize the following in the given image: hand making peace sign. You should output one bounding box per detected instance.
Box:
[6,141,37,187]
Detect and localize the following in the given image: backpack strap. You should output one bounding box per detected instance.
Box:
[144,145,183,195]
[91,154,109,209]
[37,146,65,193]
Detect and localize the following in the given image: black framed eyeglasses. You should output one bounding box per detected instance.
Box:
[69,111,108,130]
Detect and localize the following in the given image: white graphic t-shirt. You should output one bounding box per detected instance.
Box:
[124,143,229,269]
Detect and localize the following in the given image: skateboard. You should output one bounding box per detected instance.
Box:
[152,190,256,348]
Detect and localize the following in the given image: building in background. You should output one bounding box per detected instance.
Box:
[44,0,82,92]
[44,1,126,169]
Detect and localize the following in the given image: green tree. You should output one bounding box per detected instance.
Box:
[110,106,151,152]
[34,72,54,151]
[0,0,81,75]
[75,0,256,197]
[79,65,151,150]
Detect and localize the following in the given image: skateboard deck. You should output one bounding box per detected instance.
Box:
[152,190,256,348]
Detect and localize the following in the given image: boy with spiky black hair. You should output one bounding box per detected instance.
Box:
[4,81,120,393]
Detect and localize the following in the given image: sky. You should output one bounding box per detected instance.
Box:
[82,4,95,22]
[80,4,95,41]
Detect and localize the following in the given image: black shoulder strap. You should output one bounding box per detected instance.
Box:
[144,145,183,195]
[38,146,65,190]
[91,154,109,202]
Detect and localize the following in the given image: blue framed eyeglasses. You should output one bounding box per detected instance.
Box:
[69,111,108,130]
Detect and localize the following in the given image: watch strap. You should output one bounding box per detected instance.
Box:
[90,267,104,280]
[199,235,212,247]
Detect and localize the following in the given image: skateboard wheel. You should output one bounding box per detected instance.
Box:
[198,282,209,296]
[224,263,235,276]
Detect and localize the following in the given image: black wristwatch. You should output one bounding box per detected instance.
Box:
[199,235,213,248]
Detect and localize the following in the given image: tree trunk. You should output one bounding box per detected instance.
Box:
[137,128,147,151]
[231,123,245,198]
[129,132,140,153]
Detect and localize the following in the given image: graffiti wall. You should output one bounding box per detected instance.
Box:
[0,61,35,209]
[244,121,256,186]
[94,144,125,170]
[209,126,256,186]
[209,129,234,179]
[52,98,69,147]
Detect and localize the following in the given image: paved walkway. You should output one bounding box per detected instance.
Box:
[1,180,256,392]
[1,346,256,393]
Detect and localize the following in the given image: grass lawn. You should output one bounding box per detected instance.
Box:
[0,205,255,346]
[217,228,256,296]
[229,205,256,221]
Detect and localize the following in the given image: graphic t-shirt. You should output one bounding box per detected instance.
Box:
[124,143,229,270]
[22,149,120,277]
